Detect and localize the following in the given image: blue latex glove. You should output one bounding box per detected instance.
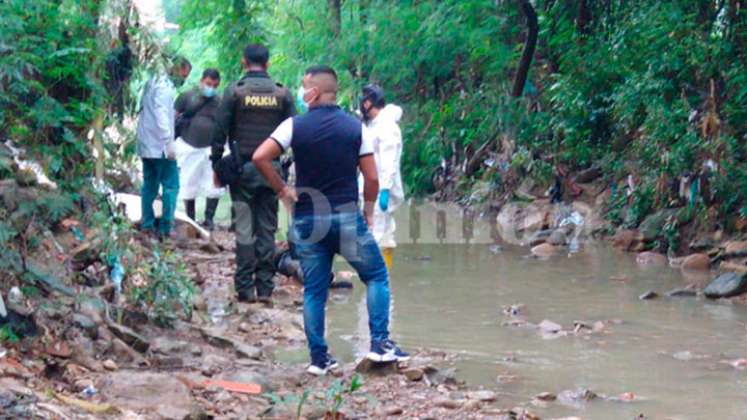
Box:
[379,189,390,211]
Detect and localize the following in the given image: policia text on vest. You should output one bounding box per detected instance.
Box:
[244,95,280,108]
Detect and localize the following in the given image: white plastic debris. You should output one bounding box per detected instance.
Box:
[559,211,584,228]
[0,291,6,318]
[8,287,23,306]
[113,193,210,240]
[4,141,58,189]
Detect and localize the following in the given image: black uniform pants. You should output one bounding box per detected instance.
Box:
[229,161,280,298]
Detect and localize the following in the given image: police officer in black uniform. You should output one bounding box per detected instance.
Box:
[211,44,295,303]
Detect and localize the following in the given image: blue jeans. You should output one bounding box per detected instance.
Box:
[141,157,179,235]
[292,211,390,362]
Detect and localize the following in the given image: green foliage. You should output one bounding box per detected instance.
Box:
[265,374,365,418]
[624,184,656,229]
[177,0,267,84]
[0,325,20,343]
[1,0,109,187]
[266,389,310,420]
[327,374,363,415]
[129,249,195,328]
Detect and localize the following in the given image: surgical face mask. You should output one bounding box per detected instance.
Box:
[201,85,217,98]
[296,86,308,113]
[171,75,185,88]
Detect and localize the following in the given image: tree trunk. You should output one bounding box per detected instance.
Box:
[328,0,342,37]
[577,0,592,34]
[511,0,539,98]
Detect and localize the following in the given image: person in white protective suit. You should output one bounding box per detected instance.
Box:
[359,84,404,270]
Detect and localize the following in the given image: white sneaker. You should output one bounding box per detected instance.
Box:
[307,355,339,376]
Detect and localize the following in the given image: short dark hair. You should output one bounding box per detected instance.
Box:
[173,56,192,70]
[243,44,269,66]
[304,65,338,81]
[202,68,220,81]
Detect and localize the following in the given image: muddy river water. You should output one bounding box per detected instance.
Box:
[293,203,747,419]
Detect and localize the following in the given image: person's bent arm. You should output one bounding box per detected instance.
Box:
[253,139,296,209]
[210,85,236,165]
[359,154,379,226]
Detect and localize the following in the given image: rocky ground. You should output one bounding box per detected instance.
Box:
[0,228,566,420]
[4,148,747,419]
[493,173,747,302]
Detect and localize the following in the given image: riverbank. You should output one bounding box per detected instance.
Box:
[1,227,557,419]
[487,170,747,301]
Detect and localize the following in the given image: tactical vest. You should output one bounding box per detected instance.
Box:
[230,74,289,160]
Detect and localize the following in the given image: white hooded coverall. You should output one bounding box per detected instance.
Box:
[362,104,405,249]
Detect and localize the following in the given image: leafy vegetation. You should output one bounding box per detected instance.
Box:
[168,0,747,236]
[265,374,366,419]
[129,248,195,328]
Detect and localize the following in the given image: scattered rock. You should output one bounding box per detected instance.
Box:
[222,371,276,393]
[77,297,106,324]
[201,354,230,376]
[73,314,98,337]
[46,340,72,358]
[434,397,462,409]
[192,294,208,312]
[423,366,459,386]
[558,388,597,407]
[719,260,747,273]
[200,327,262,359]
[103,360,118,371]
[106,322,149,353]
[639,209,677,242]
[672,350,708,361]
[468,390,497,402]
[575,166,602,183]
[592,320,606,332]
[508,407,541,420]
[150,337,189,355]
[680,253,711,271]
[636,252,667,266]
[722,358,747,369]
[639,290,659,300]
[502,304,524,317]
[725,240,747,255]
[547,229,567,246]
[402,367,424,381]
[100,371,192,419]
[234,343,262,360]
[612,229,643,251]
[384,405,403,416]
[355,358,398,376]
[704,272,747,298]
[538,320,562,334]
[616,392,636,402]
[689,237,716,252]
[535,392,557,401]
[531,243,557,258]
[527,229,553,246]
[666,288,697,298]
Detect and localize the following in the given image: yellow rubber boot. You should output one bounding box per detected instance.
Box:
[381,247,394,272]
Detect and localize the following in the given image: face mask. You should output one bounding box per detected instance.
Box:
[202,85,217,98]
[360,101,371,122]
[171,75,185,88]
[303,87,316,107]
[296,86,308,113]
